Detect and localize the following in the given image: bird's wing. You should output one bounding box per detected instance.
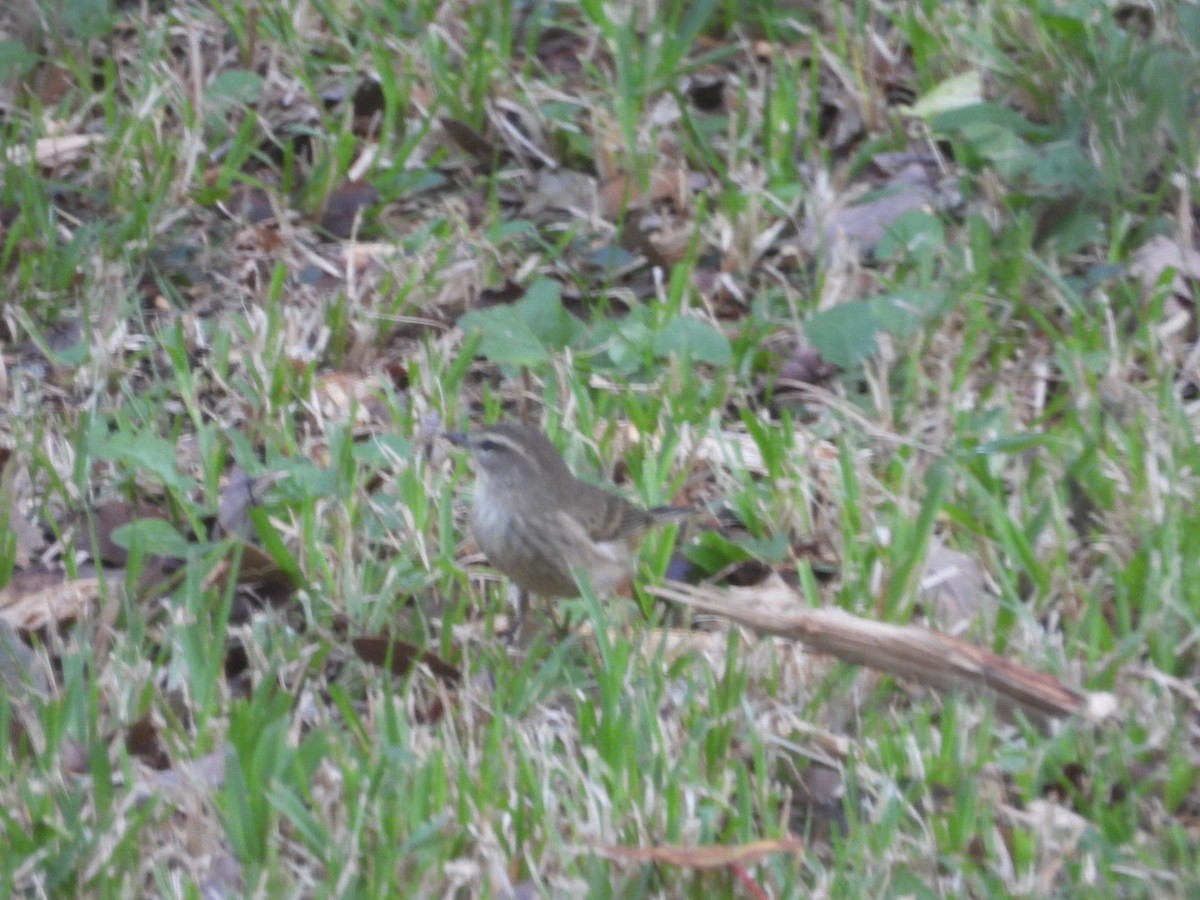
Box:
[568,484,654,542]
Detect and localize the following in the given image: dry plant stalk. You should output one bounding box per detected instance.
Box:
[652,582,1117,723]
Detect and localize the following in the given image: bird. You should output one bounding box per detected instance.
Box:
[446,422,693,636]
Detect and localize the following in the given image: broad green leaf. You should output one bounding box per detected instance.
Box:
[94,432,197,492]
[1182,4,1200,50]
[250,508,306,591]
[905,71,982,119]
[1023,142,1097,193]
[803,301,879,369]
[356,434,412,467]
[111,518,193,559]
[207,69,264,108]
[870,289,950,340]
[976,432,1052,454]
[0,41,39,80]
[62,0,115,40]
[874,210,945,262]
[686,530,787,574]
[599,316,653,375]
[458,278,583,367]
[955,123,1030,174]
[653,316,732,366]
[1036,206,1102,255]
[930,103,1049,138]
[808,288,951,370]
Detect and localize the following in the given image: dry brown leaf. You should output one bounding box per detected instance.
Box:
[230,223,286,255]
[319,180,380,239]
[1130,235,1199,356]
[77,501,171,567]
[1130,234,1200,300]
[222,183,276,224]
[352,635,462,684]
[792,764,847,843]
[523,169,598,218]
[686,71,727,113]
[4,134,104,168]
[28,62,75,106]
[60,738,90,775]
[126,713,171,770]
[216,467,258,539]
[310,370,391,426]
[599,167,689,220]
[217,468,286,538]
[797,763,843,807]
[776,161,943,267]
[476,278,526,308]
[440,116,498,164]
[594,836,805,868]
[137,747,229,798]
[199,542,299,603]
[776,343,840,388]
[0,570,104,631]
[820,165,935,256]
[532,26,592,79]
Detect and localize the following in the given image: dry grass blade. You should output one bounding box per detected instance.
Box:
[652,582,1116,722]
[592,836,805,868]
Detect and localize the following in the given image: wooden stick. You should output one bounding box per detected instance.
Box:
[651,582,1116,722]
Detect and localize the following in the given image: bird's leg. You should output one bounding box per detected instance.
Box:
[516,587,529,635]
[547,600,574,638]
[503,587,530,647]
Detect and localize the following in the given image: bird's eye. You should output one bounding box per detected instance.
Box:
[478,438,500,452]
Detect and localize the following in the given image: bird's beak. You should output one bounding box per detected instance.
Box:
[443,431,470,448]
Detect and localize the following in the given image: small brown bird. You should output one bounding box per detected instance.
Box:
[447,422,693,631]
